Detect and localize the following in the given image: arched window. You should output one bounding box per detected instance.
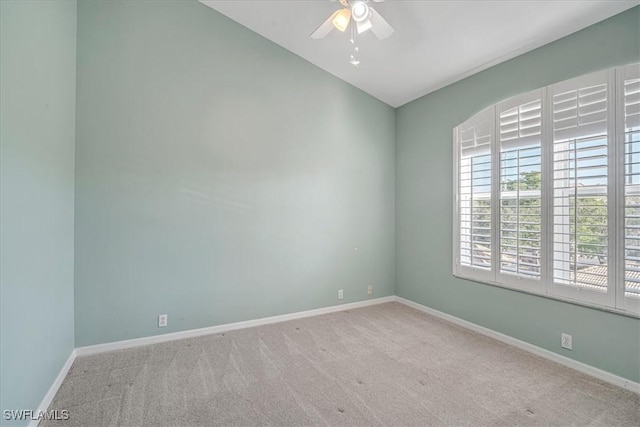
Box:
[453,63,640,315]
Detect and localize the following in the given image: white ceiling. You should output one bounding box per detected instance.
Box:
[200,0,639,107]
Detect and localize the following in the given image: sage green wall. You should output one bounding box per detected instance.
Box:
[396,7,640,382]
[0,0,77,423]
[74,0,395,346]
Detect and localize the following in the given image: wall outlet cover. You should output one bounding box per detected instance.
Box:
[561,333,572,350]
[158,314,168,328]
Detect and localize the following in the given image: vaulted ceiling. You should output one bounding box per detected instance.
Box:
[200,1,638,107]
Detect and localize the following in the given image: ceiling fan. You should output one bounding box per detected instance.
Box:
[310,0,394,41]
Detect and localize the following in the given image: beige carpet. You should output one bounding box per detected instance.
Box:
[43,302,639,426]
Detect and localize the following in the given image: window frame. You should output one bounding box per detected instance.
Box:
[547,69,614,308]
[618,63,640,314]
[495,88,545,294]
[452,64,640,318]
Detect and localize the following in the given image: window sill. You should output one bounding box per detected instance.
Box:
[453,272,640,319]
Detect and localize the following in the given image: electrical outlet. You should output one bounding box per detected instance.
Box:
[561,333,572,350]
[338,289,344,300]
[158,314,168,328]
[367,285,373,295]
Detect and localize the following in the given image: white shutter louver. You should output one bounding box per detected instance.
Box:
[458,107,492,270]
[552,74,608,142]
[500,95,542,149]
[459,107,493,158]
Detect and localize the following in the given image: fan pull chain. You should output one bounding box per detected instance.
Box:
[349,20,360,67]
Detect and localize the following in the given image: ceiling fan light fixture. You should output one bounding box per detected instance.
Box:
[351,1,369,23]
[332,8,351,32]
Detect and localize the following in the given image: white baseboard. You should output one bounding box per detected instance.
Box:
[76,296,396,356]
[394,296,640,394]
[29,349,76,427]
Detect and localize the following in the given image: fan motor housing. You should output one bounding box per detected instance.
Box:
[351,2,370,22]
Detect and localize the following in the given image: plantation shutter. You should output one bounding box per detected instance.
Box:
[453,63,639,315]
[552,74,608,141]
[497,90,543,284]
[550,70,611,305]
[622,63,640,311]
[459,107,493,157]
[457,107,493,274]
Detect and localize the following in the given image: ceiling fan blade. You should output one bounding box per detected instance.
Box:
[356,19,372,34]
[310,10,339,39]
[369,7,394,40]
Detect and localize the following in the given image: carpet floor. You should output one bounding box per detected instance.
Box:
[42,302,639,426]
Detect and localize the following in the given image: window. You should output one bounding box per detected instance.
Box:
[453,63,640,316]
[550,71,611,306]
[457,107,493,282]
[498,90,543,289]
[622,63,640,314]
